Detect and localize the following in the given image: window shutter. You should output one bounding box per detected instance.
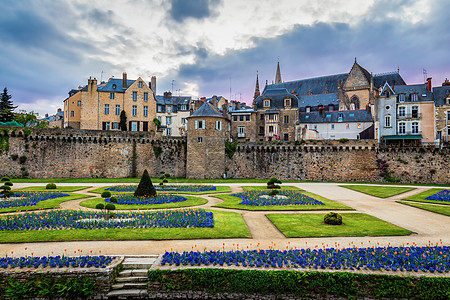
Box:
[195,120,198,129]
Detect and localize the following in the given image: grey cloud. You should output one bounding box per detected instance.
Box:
[169,0,221,22]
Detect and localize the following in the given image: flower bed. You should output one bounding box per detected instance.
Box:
[0,255,115,269]
[231,190,324,206]
[0,191,69,208]
[0,209,214,231]
[105,193,187,205]
[426,190,450,202]
[105,184,216,192]
[161,246,450,273]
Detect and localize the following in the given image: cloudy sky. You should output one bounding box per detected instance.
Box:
[1,0,449,116]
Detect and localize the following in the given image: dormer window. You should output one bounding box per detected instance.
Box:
[264,99,270,107]
[399,94,405,102]
[411,93,418,102]
[284,98,291,107]
[306,106,311,112]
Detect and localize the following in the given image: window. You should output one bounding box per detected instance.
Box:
[139,81,143,88]
[195,120,204,129]
[284,115,289,124]
[245,115,250,121]
[260,114,264,120]
[259,126,264,134]
[385,105,391,110]
[412,106,419,118]
[115,105,120,115]
[412,122,419,134]
[167,128,172,136]
[132,105,137,116]
[448,126,450,136]
[283,133,289,141]
[306,106,311,112]
[132,92,137,101]
[233,115,237,121]
[328,104,334,111]
[70,111,74,117]
[399,122,406,134]
[157,105,163,112]
[268,114,274,120]
[110,93,115,100]
[331,124,335,130]
[181,105,186,110]
[112,122,119,130]
[238,126,245,137]
[216,120,222,130]
[338,113,343,122]
[239,115,244,121]
[269,126,274,133]
[143,106,148,117]
[102,122,110,130]
[411,93,418,102]
[181,118,186,124]
[264,99,270,107]
[158,116,161,122]
[77,101,81,106]
[166,116,172,125]
[399,94,405,102]
[398,106,406,117]
[284,99,291,107]
[144,92,148,101]
[104,104,109,115]
[131,121,138,131]
[167,106,172,113]
[385,115,391,127]
[198,137,203,143]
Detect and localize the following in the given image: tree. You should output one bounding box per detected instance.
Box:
[134,169,157,198]
[0,88,17,123]
[153,117,161,130]
[119,110,127,131]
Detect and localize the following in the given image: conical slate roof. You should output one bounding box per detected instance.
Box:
[188,101,223,118]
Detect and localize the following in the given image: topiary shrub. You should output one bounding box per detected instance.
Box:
[324,212,343,225]
[46,183,57,189]
[105,203,116,211]
[109,196,118,203]
[268,189,280,196]
[95,203,105,210]
[162,179,168,183]
[134,169,157,198]
[0,185,13,198]
[1,177,10,182]
[267,177,282,189]
[4,181,13,187]
[101,191,112,198]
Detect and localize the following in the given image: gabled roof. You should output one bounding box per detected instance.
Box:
[433,86,450,106]
[299,109,373,124]
[380,82,395,96]
[81,78,136,93]
[254,88,299,109]
[188,102,223,118]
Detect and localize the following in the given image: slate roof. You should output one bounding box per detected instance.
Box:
[81,78,136,93]
[229,107,256,114]
[254,88,299,109]
[432,86,450,106]
[188,102,223,118]
[267,73,348,96]
[299,110,373,124]
[155,95,191,105]
[373,73,406,88]
[298,93,339,107]
[393,84,433,101]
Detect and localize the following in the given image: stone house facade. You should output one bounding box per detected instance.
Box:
[229,107,257,141]
[156,92,191,136]
[433,80,450,143]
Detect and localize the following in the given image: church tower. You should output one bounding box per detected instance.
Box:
[275,60,282,84]
[252,71,260,108]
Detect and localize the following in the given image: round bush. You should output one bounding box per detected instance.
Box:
[1,185,11,191]
[46,183,57,189]
[268,189,280,196]
[324,212,343,225]
[95,203,105,210]
[165,173,170,178]
[1,177,10,182]
[109,196,118,203]
[105,203,116,211]
[159,182,164,186]
[267,177,282,189]
[162,179,168,183]
[4,181,13,187]
[101,191,112,198]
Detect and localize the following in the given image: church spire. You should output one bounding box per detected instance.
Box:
[253,71,260,100]
[275,58,282,84]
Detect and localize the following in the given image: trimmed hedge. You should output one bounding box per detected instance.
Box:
[147,269,450,299]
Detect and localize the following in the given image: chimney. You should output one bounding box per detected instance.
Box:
[151,76,156,96]
[163,91,172,98]
[122,72,127,89]
[57,108,62,113]
[426,77,432,92]
[366,105,371,113]
[443,78,450,86]
[200,97,206,102]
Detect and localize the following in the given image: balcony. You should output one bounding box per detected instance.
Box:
[398,131,422,136]
[397,113,421,120]
[238,132,246,138]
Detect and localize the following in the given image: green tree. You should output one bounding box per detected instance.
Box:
[134,169,157,198]
[153,117,161,130]
[0,88,17,122]
[119,110,127,131]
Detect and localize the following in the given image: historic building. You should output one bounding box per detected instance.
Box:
[229,106,257,141]
[434,79,450,144]
[63,73,157,131]
[156,91,191,136]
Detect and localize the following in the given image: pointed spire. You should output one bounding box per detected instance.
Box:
[275,58,282,84]
[253,71,260,100]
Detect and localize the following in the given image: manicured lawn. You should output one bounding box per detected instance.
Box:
[0,194,92,213]
[397,201,450,217]
[340,185,414,198]
[242,186,301,191]
[80,195,208,210]
[89,185,231,194]
[14,186,91,192]
[402,188,450,205]
[267,213,413,238]
[212,193,353,211]
[0,210,250,242]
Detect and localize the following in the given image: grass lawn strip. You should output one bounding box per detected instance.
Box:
[0,210,250,242]
[340,185,414,198]
[15,186,91,192]
[89,185,231,195]
[242,186,301,191]
[80,195,208,210]
[402,188,450,205]
[267,213,413,237]
[212,193,352,211]
[397,201,450,217]
[0,193,91,213]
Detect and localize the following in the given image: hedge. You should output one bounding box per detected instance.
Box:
[147,269,450,299]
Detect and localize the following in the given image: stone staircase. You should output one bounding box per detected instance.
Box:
[106,255,159,299]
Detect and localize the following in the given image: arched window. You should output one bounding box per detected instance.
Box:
[385,115,391,127]
[350,96,360,110]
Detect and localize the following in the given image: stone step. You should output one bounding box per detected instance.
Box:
[122,257,157,269]
[112,282,147,290]
[119,269,148,277]
[116,276,147,283]
[106,289,148,299]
